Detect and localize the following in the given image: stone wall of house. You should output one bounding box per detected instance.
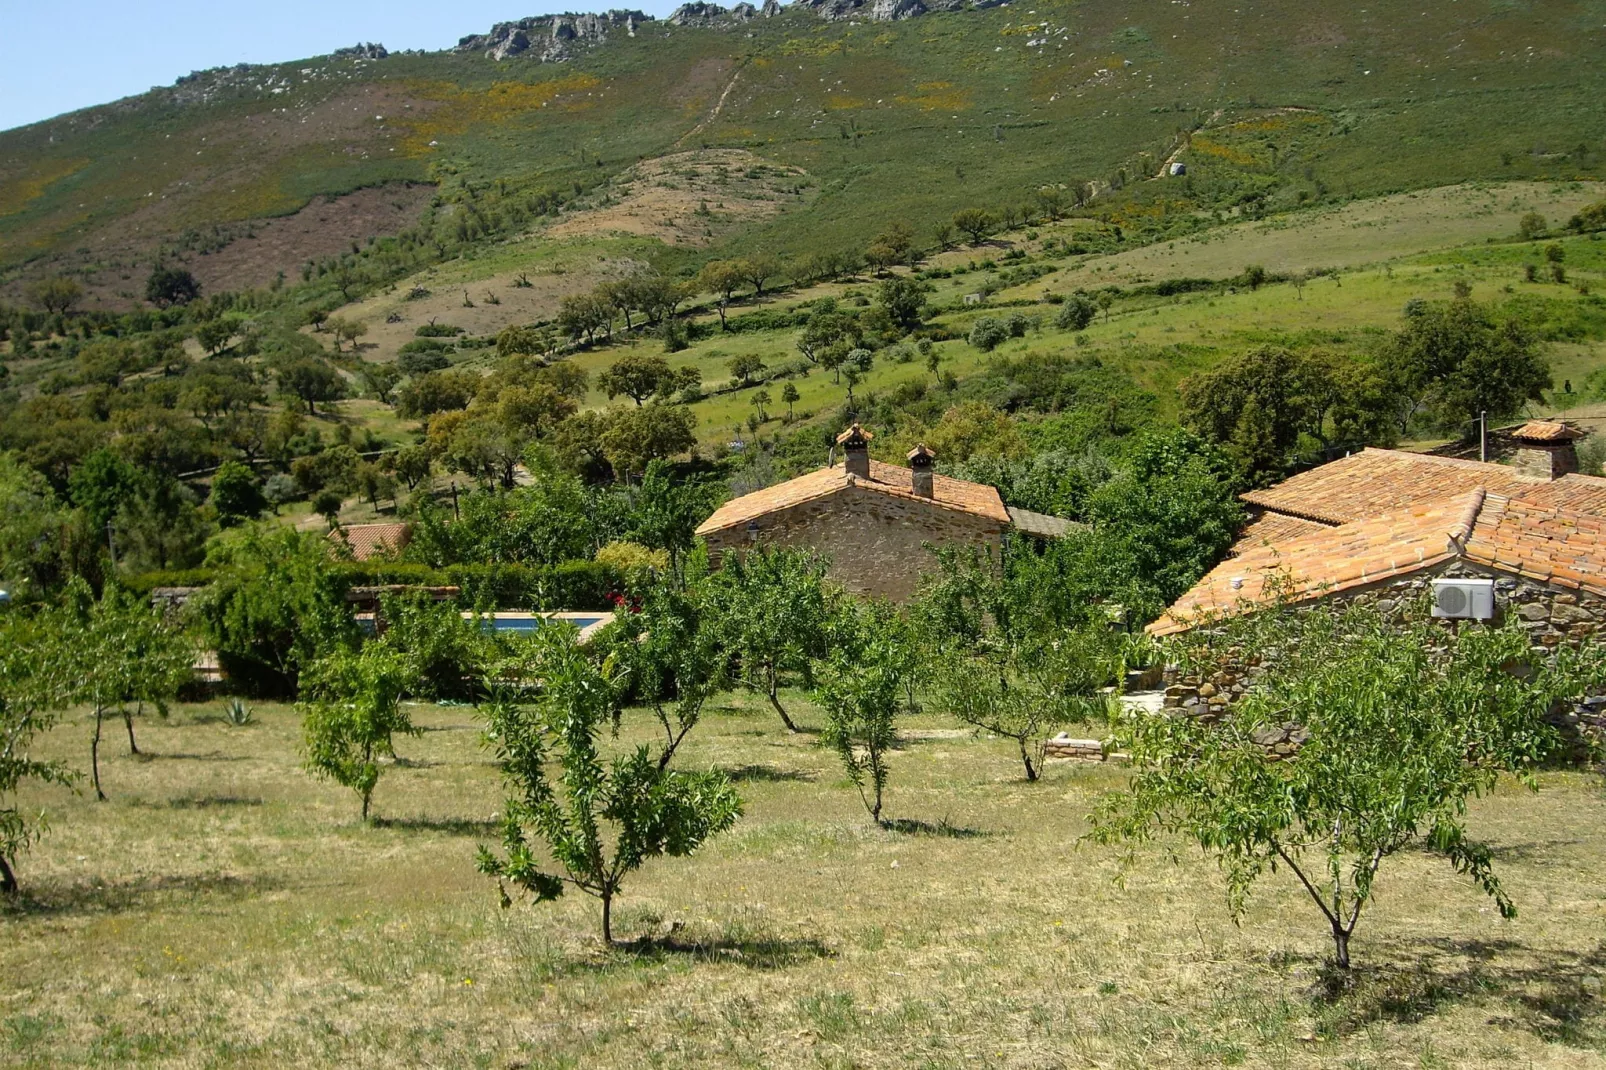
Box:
[1161,562,1606,749]
[703,483,1003,602]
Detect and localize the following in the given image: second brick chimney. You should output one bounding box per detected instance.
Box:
[837,422,872,478]
[907,443,936,498]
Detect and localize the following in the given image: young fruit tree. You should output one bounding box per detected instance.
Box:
[300,644,418,822]
[917,547,1128,780]
[477,625,742,943]
[608,555,730,769]
[0,612,76,894]
[709,547,837,733]
[815,600,914,825]
[1090,594,1604,969]
[66,584,195,800]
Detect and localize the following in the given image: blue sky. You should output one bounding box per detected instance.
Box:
[0,0,681,133]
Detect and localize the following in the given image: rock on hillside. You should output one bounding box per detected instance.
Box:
[668,2,777,27]
[795,0,1003,20]
[455,11,652,62]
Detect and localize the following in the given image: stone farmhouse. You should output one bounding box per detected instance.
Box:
[695,423,1070,601]
[1149,421,1606,642]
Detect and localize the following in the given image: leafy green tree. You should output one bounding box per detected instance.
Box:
[496,324,545,359]
[781,382,800,420]
[609,558,729,769]
[210,461,266,527]
[1517,212,1548,240]
[363,363,404,404]
[1054,295,1097,331]
[728,352,766,386]
[1382,298,1550,436]
[710,548,837,732]
[877,276,927,331]
[196,318,235,356]
[477,625,742,943]
[796,300,862,371]
[952,208,995,245]
[598,354,680,406]
[145,266,201,308]
[191,526,357,695]
[0,610,76,894]
[1092,596,1603,968]
[276,359,346,415]
[968,316,1009,352]
[300,644,418,822]
[27,276,84,316]
[600,403,696,481]
[735,253,783,298]
[69,448,142,534]
[816,599,912,824]
[397,368,480,419]
[628,460,715,577]
[750,388,772,422]
[64,584,194,800]
[918,547,1127,780]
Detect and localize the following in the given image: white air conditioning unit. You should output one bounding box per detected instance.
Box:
[1431,578,1496,620]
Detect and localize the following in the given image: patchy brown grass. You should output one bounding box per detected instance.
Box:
[4,690,1604,1068]
[545,149,809,248]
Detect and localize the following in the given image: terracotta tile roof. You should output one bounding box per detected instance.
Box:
[1508,473,1606,515]
[331,522,412,561]
[1148,493,1474,635]
[1240,448,1547,525]
[1150,490,1606,635]
[1007,507,1083,539]
[1509,419,1586,443]
[695,458,1009,536]
[1458,494,1606,597]
[1232,511,1330,553]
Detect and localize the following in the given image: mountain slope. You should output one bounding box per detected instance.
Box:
[3,0,1605,307]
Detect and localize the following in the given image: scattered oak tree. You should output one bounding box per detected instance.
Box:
[477,625,742,943]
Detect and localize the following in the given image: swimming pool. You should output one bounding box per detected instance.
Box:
[472,611,613,641]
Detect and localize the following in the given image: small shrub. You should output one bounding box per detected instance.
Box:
[968,317,1009,352]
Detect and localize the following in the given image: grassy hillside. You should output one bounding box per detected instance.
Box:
[4,0,1605,306]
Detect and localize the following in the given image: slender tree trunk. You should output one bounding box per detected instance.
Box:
[1019,737,1038,782]
[91,706,106,801]
[0,852,17,895]
[766,674,800,733]
[123,705,139,755]
[601,889,614,944]
[1331,923,1351,970]
[362,790,371,824]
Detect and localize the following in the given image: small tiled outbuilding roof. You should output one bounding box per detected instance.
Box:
[695,458,1009,536]
[1006,507,1083,539]
[1240,448,1546,525]
[1149,490,1606,635]
[1508,419,1586,443]
[331,522,412,561]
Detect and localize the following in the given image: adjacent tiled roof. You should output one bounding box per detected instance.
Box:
[1510,473,1606,515]
[1007,507,1082,539]
[1509,419,1586,443]
[331,522,412,561]
[1149,490,1606,635]
[695,459,1010,536]
[1232,511,1330,552]
[1149,493,1473,635]
[1240,448,1546,525]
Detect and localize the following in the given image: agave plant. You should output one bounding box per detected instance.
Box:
[223,697,254,726]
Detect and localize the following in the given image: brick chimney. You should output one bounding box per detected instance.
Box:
[907,443,936,498]
[1508,421,1584,480]
[836,422,872,479]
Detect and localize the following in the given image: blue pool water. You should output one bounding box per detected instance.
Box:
[477,614,610,634]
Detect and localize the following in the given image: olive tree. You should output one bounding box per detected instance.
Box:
[0,612,76,894]
[1090,594,1604,969]
[299,644,418,822]
[477,625,742,943]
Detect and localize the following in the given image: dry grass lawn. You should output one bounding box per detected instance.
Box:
[4,694,1605,1068]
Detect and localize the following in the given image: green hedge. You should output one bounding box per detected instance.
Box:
[125,561,622,611]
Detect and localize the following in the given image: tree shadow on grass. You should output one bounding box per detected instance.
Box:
[127,794,265,810]
[882,817,989,839]
[719,763,816,783]
[1307,936,1606,1048]
[610,931,836,971]
[138,751,253,763]
[371,815,501,836]
[2,871,288,918]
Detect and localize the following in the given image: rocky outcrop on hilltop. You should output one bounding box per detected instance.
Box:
[794,0,1003,20]
[332,43,389,59]
[455,11,651,62]
[666,1,784,25]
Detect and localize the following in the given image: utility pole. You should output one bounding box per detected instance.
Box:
[1479,410,1488,462]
